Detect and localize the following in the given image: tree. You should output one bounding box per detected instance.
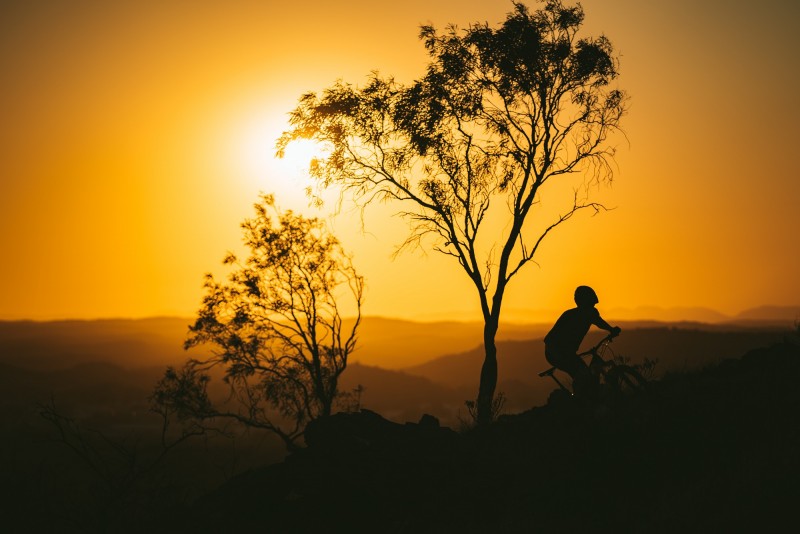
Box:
[277,1,627,424]
[152,194,363,450]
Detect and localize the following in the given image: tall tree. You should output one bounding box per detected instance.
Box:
[277,1,627,424]
[152,194,363,449]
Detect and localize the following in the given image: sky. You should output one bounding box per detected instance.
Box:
[1,0,799,322]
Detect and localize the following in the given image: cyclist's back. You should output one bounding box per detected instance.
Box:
[544,305,602,355]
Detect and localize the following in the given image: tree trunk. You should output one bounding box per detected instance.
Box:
[476,317,499,425]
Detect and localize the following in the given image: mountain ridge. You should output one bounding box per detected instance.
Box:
[2,310,796,371]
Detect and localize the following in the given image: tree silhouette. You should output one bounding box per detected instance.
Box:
[152,194,363,449]
[278,1,627,424]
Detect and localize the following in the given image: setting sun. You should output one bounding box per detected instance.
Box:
[227,110,322,205]
[272,137,322,181]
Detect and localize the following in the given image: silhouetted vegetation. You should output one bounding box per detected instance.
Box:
[35,398,203,532]
[152,194,363,451]
[278,0,627,423]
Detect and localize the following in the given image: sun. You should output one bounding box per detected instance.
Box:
[237,119,319,177]
[274,137,321,175]
[232,113,323,205]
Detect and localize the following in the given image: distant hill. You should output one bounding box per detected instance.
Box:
[445,305,800,325]
[402,326,791,409]
[339,363,463,423]
[606,305,799,324]
[607,306,731,323]
[733,305,800,322]
[1,314,794,373]
[0,316,549,371]
[346,316,550,368]
[0,317,192,370]
[1,320,790,431]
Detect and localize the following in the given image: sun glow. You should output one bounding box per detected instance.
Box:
[231,112,323,207]
[275,138,322,176]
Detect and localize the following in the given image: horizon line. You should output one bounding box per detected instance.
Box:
[1,304,798,325]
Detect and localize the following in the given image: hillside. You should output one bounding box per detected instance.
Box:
[175,339,800,533]
[1,320,798,530]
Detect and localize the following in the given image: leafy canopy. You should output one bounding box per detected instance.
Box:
[153,194,363,449]
[278,1,626,308]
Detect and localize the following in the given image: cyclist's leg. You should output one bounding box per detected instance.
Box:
[571,360,598,398]
[545,348,579,374]
[546,349,595,396]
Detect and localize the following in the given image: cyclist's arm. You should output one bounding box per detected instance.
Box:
[593,312,621,337]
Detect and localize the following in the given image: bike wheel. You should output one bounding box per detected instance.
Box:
[603,364,647,394]
[597,340,615,361]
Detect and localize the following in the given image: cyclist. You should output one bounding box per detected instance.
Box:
[544,286,621,396]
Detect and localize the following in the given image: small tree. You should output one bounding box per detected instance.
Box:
[278,1,627,424]
[153,194,363,450]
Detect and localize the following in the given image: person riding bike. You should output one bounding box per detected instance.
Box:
[544,286,621,396]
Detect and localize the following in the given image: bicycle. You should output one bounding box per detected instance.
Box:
[539,333,648,399]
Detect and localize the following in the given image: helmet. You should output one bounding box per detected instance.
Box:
[574,286,599,307]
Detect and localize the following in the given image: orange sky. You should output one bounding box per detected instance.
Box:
[1,0,798,322]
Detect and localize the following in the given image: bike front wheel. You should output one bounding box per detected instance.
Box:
[603,364,648,395]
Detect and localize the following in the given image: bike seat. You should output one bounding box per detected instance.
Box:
[538,366,557,378]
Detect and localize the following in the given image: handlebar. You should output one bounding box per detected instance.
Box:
[577,331,619,359]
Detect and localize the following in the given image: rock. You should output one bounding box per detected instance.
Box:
[303,409,457,453]
[416,413,439,428]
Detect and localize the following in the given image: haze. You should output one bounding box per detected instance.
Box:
[1,0,798,321]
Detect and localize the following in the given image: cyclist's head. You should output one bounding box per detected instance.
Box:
[574,285,599,307]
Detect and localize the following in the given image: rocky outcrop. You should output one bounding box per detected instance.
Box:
[304,409,459,452]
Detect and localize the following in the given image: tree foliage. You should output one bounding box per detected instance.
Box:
[152,194,363,449]
[277,1,627,424]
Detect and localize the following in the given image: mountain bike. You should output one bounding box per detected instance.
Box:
[539,333,648,398]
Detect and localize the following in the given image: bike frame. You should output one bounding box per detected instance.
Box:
[539,333,618,394]
[578,333,617,362]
